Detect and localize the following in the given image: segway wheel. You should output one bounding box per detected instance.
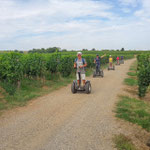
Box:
[71,82,77,94]
[101,70,104,77]
[93,72,96,78]
[113,66,115,70]
[85,82,91,94]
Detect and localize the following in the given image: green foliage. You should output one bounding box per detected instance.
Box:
[23,53,46,78]
[137,54,150,97]
[58,56,74,77]
[127,72,137,77]
[0,51,134,95]
[113,134,137,150]
[45,54,58,73]
[124,78,138,86]
[116,96,150,132]
[0,52,23,83]
[28,47,60,53]
[84,55,95,68]
[0,81,16,95]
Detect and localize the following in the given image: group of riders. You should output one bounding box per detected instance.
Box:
[74,52,124,87]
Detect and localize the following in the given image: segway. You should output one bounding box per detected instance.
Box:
[116,60,120,65]
[71,72,91,94]
[120,59,124,64]
[108,63,115,71]
[93,64,104,77]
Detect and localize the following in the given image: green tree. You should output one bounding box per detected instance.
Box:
[91,48,96,51]
[121,48,125,51]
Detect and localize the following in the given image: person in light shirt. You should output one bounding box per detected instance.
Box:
[74,52,87,87]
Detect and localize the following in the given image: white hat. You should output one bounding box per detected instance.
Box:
[77,52,82,56]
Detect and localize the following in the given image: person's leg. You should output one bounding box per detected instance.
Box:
[98,64,100,71]
[81,74,86,86]
[76,73,80,86]
[110,62,112,67]
[96,64,98,74]
[83,80,86,85]
[98,64,100,75]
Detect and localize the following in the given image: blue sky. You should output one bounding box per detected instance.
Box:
[0,0,150,50]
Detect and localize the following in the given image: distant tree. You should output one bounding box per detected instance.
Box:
[62,49,67,52]
[14,50,19,52]
[82,49,88,51]
[121,48,125,51]
[91,48,96,51]
[28,47,60,53]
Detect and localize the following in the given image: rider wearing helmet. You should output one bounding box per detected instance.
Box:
[74,52,87,86]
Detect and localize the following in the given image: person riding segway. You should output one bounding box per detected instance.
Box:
[71,52,91,94]
[108,55,115,70]
[120,56,124,64]
[93,54,106,77]
[116,56,120,65]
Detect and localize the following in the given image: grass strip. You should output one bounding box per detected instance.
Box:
[0,67,94,112]
[124,78,138,86]
[127,72,137,77]
[116,96,150,132]
[113,134,138,150]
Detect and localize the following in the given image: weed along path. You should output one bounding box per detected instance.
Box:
[0,59,135,150]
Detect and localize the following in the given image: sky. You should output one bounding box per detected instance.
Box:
[0,0,150,50]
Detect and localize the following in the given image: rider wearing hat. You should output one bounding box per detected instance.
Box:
[74,52,87,87]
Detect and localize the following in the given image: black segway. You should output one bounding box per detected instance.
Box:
[108,63,115,70]
[93,64,104,78]
[120,59,124,64]
[116,60,120,65]
[71,72,91,94]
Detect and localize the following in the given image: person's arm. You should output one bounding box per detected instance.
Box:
[83,62,87,67]
[94,59,96,63]
[101,54,106,58]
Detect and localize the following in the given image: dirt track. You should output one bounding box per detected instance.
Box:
[0,59,135,150]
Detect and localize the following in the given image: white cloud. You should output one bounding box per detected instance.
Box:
[135,0,150,19]
[119,0,138,7]
[0,0,114,39]
[0,0,150,50]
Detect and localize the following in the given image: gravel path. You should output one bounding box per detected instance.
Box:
[0,59,135,150]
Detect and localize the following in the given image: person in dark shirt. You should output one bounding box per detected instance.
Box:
[121,56,124,60]
[94,54,106,73]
